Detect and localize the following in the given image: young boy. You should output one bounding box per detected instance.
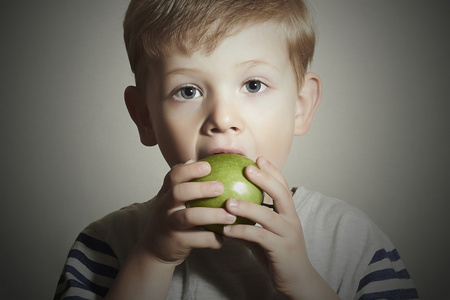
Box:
[54,0,418,299]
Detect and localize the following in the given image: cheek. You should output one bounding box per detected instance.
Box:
[261,125,294,170]
[252,107,296,170]
[151,109,199,167]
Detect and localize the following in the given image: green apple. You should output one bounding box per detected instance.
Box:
[186,153,263,234]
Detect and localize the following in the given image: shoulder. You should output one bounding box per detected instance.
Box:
[54,200,153,299]
[293,187,383,244]
[84,199,153,264]
[293,187,418,299]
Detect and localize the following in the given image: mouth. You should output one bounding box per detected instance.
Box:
[204,148,246,159]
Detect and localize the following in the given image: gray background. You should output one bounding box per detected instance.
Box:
[1,1,449,299]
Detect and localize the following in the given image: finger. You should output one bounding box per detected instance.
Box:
[256,156,289,190]
[245,162,295,216]
[172,180,224,203]
[223,221,281,252]
[170,207,236,229]
[161,160,211,192]
[225,199,288,236]
[175,230,225,250]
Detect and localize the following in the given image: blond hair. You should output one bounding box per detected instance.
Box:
[123,0,315,90]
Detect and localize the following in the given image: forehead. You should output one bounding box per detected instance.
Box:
[163,22,290,72]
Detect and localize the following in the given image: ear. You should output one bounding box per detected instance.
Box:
[124,86,157,146]
[294,72,322,136]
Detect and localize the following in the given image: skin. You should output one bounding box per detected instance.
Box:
[106,22,339,300]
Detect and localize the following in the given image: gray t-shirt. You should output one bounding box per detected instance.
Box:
[54,187,418,299]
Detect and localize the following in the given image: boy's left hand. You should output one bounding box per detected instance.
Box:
[222,156,338,299]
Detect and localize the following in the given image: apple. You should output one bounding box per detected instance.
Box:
[186,153,264,234]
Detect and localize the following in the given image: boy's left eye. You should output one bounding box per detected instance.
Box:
[242,80,267,94]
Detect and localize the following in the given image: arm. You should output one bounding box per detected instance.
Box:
[54,232,120,299]
[355,246,418,299]
[105,160,235,300]
[223,156,340,300]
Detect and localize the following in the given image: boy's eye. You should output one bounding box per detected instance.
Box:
[174,86,202,100]
[243,80,267,94]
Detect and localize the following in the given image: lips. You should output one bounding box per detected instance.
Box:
[211,148,245,156]
[200,148,246,160]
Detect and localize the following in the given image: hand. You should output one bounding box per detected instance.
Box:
[223,157,338,299]
[136,159,237,266]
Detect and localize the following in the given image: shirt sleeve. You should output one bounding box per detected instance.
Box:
[54,230,119,300]
[294,188,419,300]
[354,248,419,300]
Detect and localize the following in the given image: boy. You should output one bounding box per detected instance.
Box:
[54,0,418,299]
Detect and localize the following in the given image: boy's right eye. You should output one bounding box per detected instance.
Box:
[174,86,202,100]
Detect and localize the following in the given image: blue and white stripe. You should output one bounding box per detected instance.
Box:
[54,233,119,299]
[356,249,419,300]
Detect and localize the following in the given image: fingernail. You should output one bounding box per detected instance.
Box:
[258,156,268,166]
[228,198,238,208]
[199,161,210,173]
[247,165,258,174]
[213,181,223,194]
[223,225,231,233]
[227,213,237,223]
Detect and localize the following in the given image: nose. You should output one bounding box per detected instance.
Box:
[202,95,244,136]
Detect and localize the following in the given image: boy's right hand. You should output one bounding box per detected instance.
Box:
[135,159,236,266]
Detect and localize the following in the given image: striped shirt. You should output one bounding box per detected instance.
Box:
[54,187,418,299]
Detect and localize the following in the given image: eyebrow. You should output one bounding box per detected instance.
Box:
[236,59,280,72]
[165,67,203,77]
[165,60,280,77]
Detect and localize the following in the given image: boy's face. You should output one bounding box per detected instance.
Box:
[130,22,321,170]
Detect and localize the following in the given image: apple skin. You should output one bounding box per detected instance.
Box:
[186,153,263,234]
